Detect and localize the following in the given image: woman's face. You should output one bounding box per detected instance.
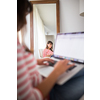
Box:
[48,43,52,49]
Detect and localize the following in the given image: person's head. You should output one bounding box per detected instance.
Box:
[46,41,53,51]
[17,0,33,31]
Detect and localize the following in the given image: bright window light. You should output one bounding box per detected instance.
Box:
[18,31,22,44]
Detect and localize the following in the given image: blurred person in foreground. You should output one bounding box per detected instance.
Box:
[17,0,84,100]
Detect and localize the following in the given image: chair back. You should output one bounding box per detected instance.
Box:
[39,49,44,58]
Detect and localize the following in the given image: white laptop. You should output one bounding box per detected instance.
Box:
[38,32,84,85]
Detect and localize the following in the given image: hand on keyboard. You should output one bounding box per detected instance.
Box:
[48,61,57,66]
[52,59,75,76]
[37,58,54,66]
[48,60,76,71]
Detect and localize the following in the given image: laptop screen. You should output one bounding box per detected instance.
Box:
[54,32,84,63]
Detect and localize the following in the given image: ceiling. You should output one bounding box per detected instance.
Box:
[35,4,56,35]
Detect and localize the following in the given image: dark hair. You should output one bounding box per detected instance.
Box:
[17,0,33,53]
[17,0,33,31]
[46,41,53,52]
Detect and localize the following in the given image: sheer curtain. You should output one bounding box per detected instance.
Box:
[33,5,46,59]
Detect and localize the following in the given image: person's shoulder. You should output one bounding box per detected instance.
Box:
[17,41,25,55]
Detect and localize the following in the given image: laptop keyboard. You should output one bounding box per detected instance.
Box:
[48,61,57,66]
[66,65,76,72]
[48,61,77,71]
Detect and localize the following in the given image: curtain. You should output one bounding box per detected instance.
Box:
[33,5,46,59]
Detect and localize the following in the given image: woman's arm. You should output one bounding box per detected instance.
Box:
[36,59,75,99]
[46,54,51,57]
[43,49,53,58]
[46,50,53,57]
[36,69,59,99]
[37,58,54,65]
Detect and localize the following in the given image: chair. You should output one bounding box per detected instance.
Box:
[39,49,44,58]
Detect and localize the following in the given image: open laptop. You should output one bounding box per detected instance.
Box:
[38,32,84,85]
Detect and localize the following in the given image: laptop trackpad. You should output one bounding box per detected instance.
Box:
[38,66,54,77]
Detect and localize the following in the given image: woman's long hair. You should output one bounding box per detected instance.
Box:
[17,0,33,53]
[17,0,33,31]
[46,41,53,52]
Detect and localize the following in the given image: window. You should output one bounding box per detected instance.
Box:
[18,31,22,44]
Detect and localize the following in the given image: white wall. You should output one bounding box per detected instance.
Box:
[79,0,84,14]
[36,4,56,34]
[60,0,84,33]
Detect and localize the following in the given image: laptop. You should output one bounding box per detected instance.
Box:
[38,32,84,85]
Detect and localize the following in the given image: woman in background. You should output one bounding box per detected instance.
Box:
[43,41,54,57]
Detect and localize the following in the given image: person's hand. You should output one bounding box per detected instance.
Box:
[46,55,51,57]
[46,54,53,57]
[53,59,75,76]
[37,58,54,65]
